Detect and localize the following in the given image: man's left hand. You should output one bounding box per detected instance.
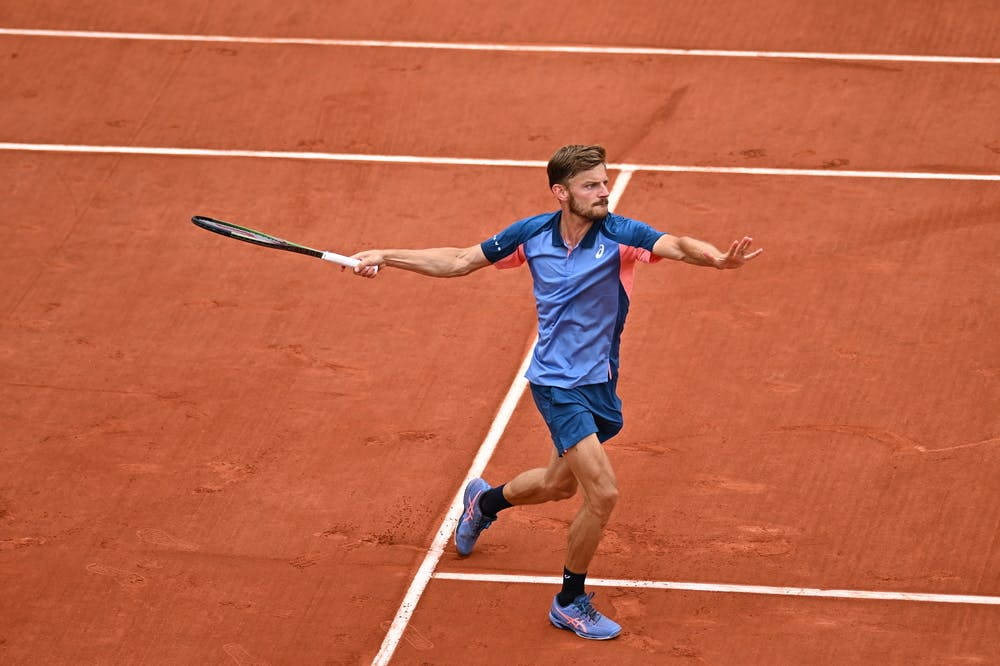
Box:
[705,236,763,269]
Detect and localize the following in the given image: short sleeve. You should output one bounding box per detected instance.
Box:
[480,212,555,264]
[606,214,665,252]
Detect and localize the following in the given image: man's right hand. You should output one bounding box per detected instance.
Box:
[348,250,385,278]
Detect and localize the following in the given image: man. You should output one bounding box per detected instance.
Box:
[350,145,762,640]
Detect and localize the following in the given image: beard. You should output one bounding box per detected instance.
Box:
[568,192,609,221]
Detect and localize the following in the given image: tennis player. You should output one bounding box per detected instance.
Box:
[350,145,762,640]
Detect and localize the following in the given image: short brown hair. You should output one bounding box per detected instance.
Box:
[547,145,606,187]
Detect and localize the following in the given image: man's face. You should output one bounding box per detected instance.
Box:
[562,164,610,221]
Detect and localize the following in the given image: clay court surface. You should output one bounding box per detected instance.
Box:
[1,2,999,664]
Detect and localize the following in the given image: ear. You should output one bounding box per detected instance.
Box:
[551,183,569,202]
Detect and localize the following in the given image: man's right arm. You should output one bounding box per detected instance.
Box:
[349,244,491,279]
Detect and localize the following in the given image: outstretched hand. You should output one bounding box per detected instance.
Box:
[704,237,763,269]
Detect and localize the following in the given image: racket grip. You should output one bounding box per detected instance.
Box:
[322,251,379,274]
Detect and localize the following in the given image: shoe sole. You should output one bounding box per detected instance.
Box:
[548,612,621,640]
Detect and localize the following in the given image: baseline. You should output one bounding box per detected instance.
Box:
[1,28,999,65]
[2,143,999,181]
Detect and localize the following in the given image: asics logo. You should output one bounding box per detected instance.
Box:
[556,607,588,630]
[595,243,605,259]
[465,490,484,521]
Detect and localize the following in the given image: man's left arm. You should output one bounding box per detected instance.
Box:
[652,233,763,269]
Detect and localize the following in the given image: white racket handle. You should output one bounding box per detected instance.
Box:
[322,251,379,274]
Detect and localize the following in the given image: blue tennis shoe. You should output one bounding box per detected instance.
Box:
[548,592,621,640]
[454,477,495,556]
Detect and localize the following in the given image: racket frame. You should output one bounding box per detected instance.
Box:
[191,215,369,270]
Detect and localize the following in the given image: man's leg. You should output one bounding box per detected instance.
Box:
[456,449,576,556]
[485,434,617,578]
[546,433,622,640]
[501,448,578,506]
[455,452,577,555]
[560,433,618,573]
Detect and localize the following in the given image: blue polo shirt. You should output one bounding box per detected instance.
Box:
[481,211,665,388]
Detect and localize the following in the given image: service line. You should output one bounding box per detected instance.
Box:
[433,572,1000,606]
[2,143,999,181]
[1,27,999,65]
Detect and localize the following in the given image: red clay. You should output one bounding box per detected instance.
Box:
[2,4,999,664]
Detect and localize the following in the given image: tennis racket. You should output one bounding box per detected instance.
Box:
[191,215,375,272]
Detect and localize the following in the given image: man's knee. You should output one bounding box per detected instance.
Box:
[587,482,619,521]
[545,479,577,501]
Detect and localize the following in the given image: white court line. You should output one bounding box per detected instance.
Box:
[3,143,1000,181]
[0,142,547,169]
[372,170,634,665]
[371,343,533,666]
[1,27,999,65]
[433,572,1000,606]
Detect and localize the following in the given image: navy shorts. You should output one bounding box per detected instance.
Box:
[529,378,624,456]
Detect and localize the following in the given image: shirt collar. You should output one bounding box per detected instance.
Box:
[550,211,605,249]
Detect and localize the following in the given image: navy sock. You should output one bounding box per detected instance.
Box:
[478,484,513,518]
[557,568,586,606]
